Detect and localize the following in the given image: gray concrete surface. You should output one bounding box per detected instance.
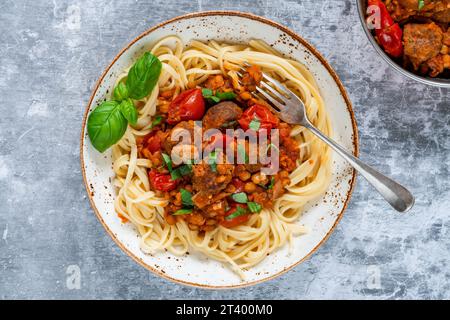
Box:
[0,0,449,299]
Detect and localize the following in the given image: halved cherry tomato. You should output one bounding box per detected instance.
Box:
[238,104,279,131]
[220,204,249,228]
[145,132,162,154]
[167,88,205,124]
[368,0,393,27]
[377,24,403,58]
[368,0,403,58]
[148,170,178,192]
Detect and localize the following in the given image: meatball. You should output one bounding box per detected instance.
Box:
[202,101,243,130]
[191,162,233,209]
[192,162,233,193]
[403,22,443,70]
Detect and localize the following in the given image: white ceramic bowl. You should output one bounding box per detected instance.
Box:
[80,11,359,288]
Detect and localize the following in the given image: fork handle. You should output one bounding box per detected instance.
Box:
[305,123,415,212]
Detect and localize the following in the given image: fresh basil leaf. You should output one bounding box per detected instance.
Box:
[225,206,248,220]
[231,192,248,204]
[249,118,260,131]
[87,52,161,154]
[248,202,262,213]
[87,101,128,153]
[179,164,192,176]
[173,208,193,216]
[126,52,162,100]
[113,82,129,101]
[215,91,236,100]
[180,189,193,206]
[118,98,138,126]
[151,115,163,128]
[202,88,213,97]
[268,176,275,189]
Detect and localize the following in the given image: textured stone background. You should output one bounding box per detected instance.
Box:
[0,0,449,300]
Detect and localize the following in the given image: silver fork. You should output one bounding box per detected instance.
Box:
[237,68,415,212]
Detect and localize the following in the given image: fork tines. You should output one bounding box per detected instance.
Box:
[236,64,294,115]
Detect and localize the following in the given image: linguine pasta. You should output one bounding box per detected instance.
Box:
[111,36,332,278]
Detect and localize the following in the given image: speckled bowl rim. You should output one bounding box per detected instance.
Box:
[80,10,360,289]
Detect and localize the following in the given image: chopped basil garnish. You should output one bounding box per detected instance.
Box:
[178,163,192,176]
[418,0,425,10]
[249,118,261,131]
[208,150,219,172]
[230,192,262,215]
[215,91,237,100]
[225,206,248,220]
[180,189,193,206]
[202,88,237,104]
[173,208,193,216]
[231,192,248,204]
[247,202,262,213]
[150,115,163,128]
[170,169,181,181]
[237,144,249,164]
[161,153,173,171]
[209,96,221,103]
[268,176,275,189]
[170,163,193,180]
[266,143,279,153]
[162,153,190,180]
[201,88,213,96]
